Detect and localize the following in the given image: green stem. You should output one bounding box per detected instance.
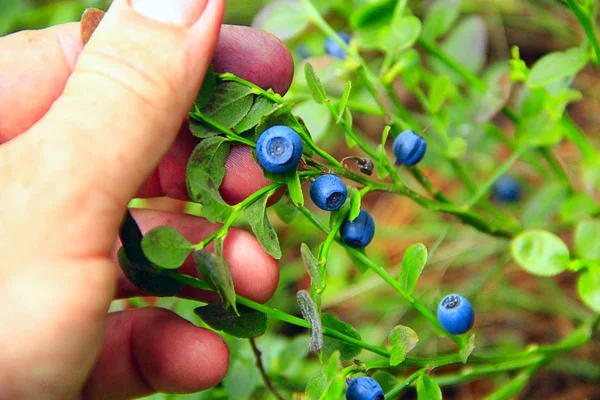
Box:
[296,206,463,346]
[385,369,426,398]
[194,184,281,249]
[189,110,256,147]
[218,73,284,104]
[564,0,600,63]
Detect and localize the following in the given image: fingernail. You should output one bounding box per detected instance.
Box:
[130,0,206,26]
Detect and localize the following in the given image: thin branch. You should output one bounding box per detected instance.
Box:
[249,338,286,400]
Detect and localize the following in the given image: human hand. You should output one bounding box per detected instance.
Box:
[0,0,293,399]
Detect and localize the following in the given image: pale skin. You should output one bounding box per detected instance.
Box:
[0,0,294,399]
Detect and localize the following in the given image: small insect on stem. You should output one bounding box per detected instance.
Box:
[342,156,374,175]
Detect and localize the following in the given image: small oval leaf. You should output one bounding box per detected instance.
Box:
[194,303,267,338]
[511,230,570,276]
[577,267,600,313]
[528,47,589,88]
[574,219,600,260]
[398,243,428,296]
[141,226,193,270]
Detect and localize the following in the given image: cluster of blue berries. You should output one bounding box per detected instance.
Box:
[346,376,384,400]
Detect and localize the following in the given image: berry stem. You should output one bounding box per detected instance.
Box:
[189,109,256,147]
[296,205,463,346]
[194,184,281,250]
[218,73,284,104]
[564,0,600,64]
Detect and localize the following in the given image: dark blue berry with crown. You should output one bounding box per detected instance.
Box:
[437,294,475,335]
[256,125,304,174]
[393,129,427,166]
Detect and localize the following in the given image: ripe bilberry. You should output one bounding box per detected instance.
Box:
[340,210,375,249]
[437,294,475,335]
[346,376,384,400]
[310,175,348,211]
[492,175,521,203]
[256,125,303,174]
[393,129,427,166]
[325,32,351,59]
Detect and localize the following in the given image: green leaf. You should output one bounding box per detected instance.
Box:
[252,0,310,40]
[350,0,396,31]
[446,137,467,159]
[194,303,267,338]
[431,16,487,82]
[515,111,563,147]
[224,359,261,400]
[193,82,254,130]
[305,63,327,104]
[306,373,328,400]
[287,170,305,206]
[398,243,428,296]
[577,266,600,313]
[560,194,600,224]
[422,0,460,41]
[372,370,399,394]
[545,88,583,119]
[417,374,442,400]
[186,137,234,223]
[256,103,297,136]
[574,220,600,260]
[325,351,341,380]
[293,100,332,143]
[386,325,419,366]
[349,190,362,222]
[460,333,476,363]
[472,67,512,123]
[297,290,323,352]
[429,75,451,114]
[380,15,422,53]
[323,376,345,400]
[189,120,219,139]
[234,96,275,134]
[273,195,300,224]
[302,243,324,292]
[337,81,352,122]
[193,237,237,312]
[522,183,567,228]
[141,226,193,270]
[117,246,184,296]
[511,230,570,276]
[527,47,589,88]
[194,64,216,109]
[244,190,282,259]
[322,313,362,361]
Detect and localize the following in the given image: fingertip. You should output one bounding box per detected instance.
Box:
[133,308,230,392]
[223,228,280,304]
[213,25,294,95]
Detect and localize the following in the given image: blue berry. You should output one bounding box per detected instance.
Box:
[256,126,303,174]
[325,32,351,59]
[346,376,384,400]
[437,294,475,335]
[310,175,348,211]
[340,210,375,249]
[393,129,427,166]
[492,175,521,203]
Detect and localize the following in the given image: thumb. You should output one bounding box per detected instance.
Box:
[25,0,224,214]
[17,0,225,256]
